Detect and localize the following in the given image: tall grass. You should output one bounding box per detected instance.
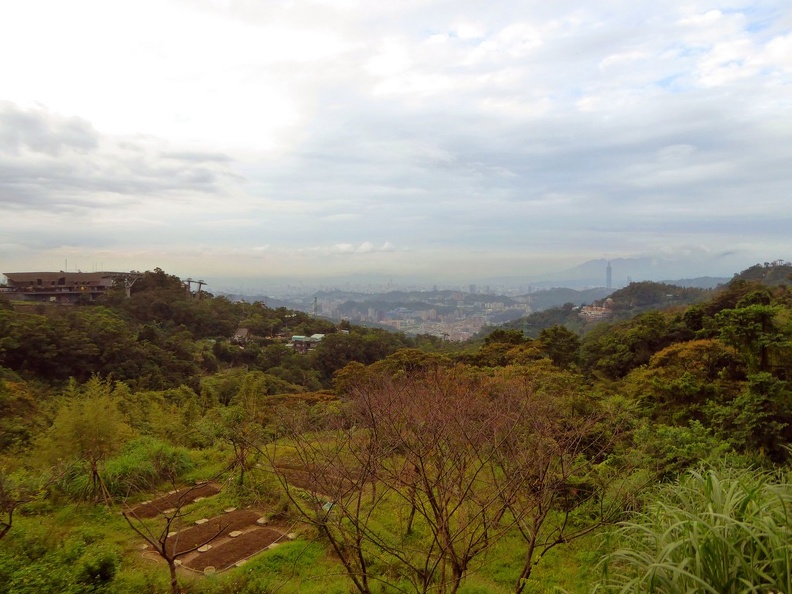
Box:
[58,436,195,499]
[599,467,792,593]
[103,436,194,496]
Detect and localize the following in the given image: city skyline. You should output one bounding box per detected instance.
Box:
[1,1,790,281]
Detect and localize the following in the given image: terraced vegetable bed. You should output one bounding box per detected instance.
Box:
[130,482,221,519]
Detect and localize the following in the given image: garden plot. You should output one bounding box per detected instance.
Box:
[273,463,359,496]
[138,508,292,574]
[182,526,287,572]
[130,482,221,519]
[165,509,262,556]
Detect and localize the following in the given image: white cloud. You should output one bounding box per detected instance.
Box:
[0,0,790,281]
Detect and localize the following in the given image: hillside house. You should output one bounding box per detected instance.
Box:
[291,334,325,354]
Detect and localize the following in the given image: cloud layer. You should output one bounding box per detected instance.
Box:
[1,0,790,282]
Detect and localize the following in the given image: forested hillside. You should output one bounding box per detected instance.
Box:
[1,263,792,593]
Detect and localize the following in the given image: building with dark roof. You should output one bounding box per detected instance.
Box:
[1,271,140,304]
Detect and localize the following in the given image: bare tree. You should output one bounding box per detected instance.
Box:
[267,404,389,594]
[488,370,629,594]
[267,365,631,594]
[354,369,513,594]
[269,368,516,594]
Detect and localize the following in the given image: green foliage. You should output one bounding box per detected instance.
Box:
[484,328,526,345]
[4,263,792,593]
[731,260,792,286]
[0,515,123,594]
[600,467,792,594]
[41,378,134,500]
[333,348,453,395]
[100,437,194,497]
[581,311,686,379]
[309,327,412,383]
[631,421,733,479]
[0,376,45,453]
[715,301,790,374]
[606,281,706,312]
[703,373,792,461]
[624,339,741,425]
[74,544,121,587]
[538,324,581,369]
[498,302,583,339]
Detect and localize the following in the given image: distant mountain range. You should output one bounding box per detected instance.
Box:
[525,257,730,290]
[208,254,775,296]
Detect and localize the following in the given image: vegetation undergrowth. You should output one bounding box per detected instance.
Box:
[599,466,792,593]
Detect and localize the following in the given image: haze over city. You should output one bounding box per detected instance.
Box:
[1,0,790,285]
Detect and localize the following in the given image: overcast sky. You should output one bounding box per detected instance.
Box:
[1,0,790,284]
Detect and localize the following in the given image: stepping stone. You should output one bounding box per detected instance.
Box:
[267,542,279,550]
[235,560,247,567]
[224,507,236,513]
[193,496,204,502]
[203,566,216,575]
[139,543,149,550]
[229,531,243,538]
[197,545,212,553]
[287,533,297,540]
[174,560,182,566]
[163,508,176,514]
[195,518,209,525]
[256,516,269,525]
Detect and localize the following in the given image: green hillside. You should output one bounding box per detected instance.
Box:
[2,262,792,593]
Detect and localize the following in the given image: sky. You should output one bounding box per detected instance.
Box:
[1,0,790,285]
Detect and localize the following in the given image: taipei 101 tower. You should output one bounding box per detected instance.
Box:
[606,261,612,290]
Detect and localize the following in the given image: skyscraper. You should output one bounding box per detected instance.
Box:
[606,261,612,290]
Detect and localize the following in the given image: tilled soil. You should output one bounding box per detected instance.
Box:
[273,463,356,496]
[183,527,285,572]
[129,483,221,519]
[166,509,263,556]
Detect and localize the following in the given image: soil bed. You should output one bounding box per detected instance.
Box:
[167,509,262,556]
[274,463,357,495]
[184,528,285,572]
[130,483,221,519]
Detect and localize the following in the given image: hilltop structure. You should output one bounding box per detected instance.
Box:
[1,271,141,304]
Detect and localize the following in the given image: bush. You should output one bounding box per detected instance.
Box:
[75,545,121,586]
[57,437,195,499]
[101,436,194,496]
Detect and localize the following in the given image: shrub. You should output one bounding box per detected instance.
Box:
[101,436,194,496]
[75,545,121,586]
[57,437,195,499]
